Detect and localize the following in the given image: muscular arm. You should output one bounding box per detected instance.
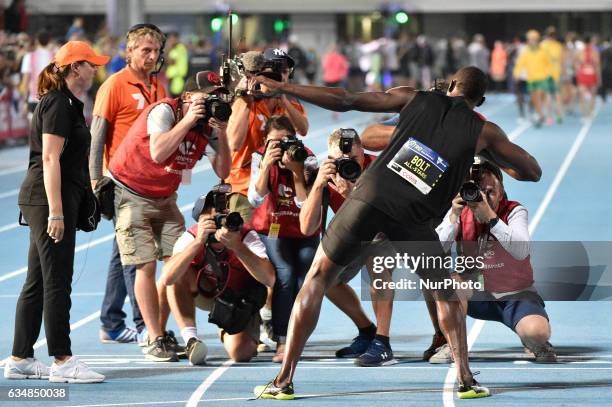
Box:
[361,123,396,151]
[89,116,109,184]
[281,96,309,135]
[208,127,231,179]
[257,76,416,113]
[160,238,202,286]
[150,117,193,164]
[477,121,542,181]
[226,97,251,151]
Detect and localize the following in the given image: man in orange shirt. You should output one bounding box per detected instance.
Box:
[89,24,166,345]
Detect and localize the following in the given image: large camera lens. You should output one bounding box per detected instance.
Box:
[335,158,361,181]
[224,212,244,232]
[208,100,232,121]
[459,181,482,202]
[287,145,307,162]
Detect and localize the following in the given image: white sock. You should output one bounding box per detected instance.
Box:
[260,306,272,321]
[180,326,198,344]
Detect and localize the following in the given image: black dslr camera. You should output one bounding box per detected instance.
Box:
[278,137,308,162]
[202,94,232,123]
[334,128,362,181]
[459,158,483,203]
[192,183,244,237]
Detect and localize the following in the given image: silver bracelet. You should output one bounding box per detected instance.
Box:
[48,215,64,221]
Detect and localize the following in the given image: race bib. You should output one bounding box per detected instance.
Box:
[387,137,449,195]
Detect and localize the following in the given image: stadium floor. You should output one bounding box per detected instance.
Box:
[1,95,611,406]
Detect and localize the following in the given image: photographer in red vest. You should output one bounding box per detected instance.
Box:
[159,185,275,365]
[107,71,232,362]
[433,159,556,363]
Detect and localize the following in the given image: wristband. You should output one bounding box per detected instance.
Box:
[488,216,500,228]
[48,215,64,221]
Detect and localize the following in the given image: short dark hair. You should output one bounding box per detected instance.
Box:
[452,66,488,105]
[264,115,295,137]
[37,30,50,47]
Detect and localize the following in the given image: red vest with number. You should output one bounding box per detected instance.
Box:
[188,224,257,296]
[457,198,534,293]
[250,146,317,238]
[108,97,209,198]
[329,153,376,212]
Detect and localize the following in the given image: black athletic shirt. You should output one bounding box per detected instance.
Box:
[351,91,484,224]
[19,87,91,206]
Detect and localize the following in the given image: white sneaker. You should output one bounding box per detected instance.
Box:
[4,357,50,379]
[429,343,454,364]
[49,356,105,383]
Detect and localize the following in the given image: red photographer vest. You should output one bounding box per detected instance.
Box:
[108,98,210,198]
[329,153,376,213]
[457,198,534,293]
[250,146,317,238]
[187,224,258,297]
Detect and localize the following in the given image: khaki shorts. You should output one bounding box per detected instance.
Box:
[194,294,261,342]
[114,185,185,266]
[228,193,253,224]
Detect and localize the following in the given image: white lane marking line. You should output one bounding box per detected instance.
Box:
[0,188,19,199]
[186,360,234,407]
[442,107,599,406]
[0,202,193,283]
[0,222,19,233]
[31,310,101,351]
[508,121,532,142]
[0,165,27,176]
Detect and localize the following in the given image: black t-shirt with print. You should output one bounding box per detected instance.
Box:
[19,87,91,205]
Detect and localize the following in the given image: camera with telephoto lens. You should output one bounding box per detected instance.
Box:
[333,128,362,181]
[201,94,232,123]
[277,137,308,162]
[192,183,244,238]
[459,157,483,202]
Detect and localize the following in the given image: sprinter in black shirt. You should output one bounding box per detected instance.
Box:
[252,67,542,400]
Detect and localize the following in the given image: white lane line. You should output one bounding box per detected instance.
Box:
[0,202,194,283]
[0,188,19,199]
[508,121,532,142]
[442,106,600,406]
[0,165,27,176]
[186,360,235,407]
[0,222,19,233]
[30,310,102,351]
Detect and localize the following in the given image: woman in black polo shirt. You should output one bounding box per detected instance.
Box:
[3,42,108,384]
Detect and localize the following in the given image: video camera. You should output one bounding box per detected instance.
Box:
[192,183,244,236]
[334,129,362,181]
[459,157,483,203]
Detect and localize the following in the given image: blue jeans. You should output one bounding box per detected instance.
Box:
[259,234,319,338]
[99,237,143,332]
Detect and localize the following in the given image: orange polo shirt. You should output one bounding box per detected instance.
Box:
[93,66,166,170]
[227,98,306,195]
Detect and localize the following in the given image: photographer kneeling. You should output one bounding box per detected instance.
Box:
[433,159,556,363]
[159,186,275,364]
[248,115,319,363]
[107,71,231,362]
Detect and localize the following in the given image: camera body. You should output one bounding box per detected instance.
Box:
[333,128,362,181]
[192,183,244,236]
[459,158,483,202]
[213,212,244,232]
[202,94,232,123]
[274,137,308,162]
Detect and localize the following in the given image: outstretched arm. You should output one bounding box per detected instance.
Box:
[477,121,542,181]
[361,123,396,151]
[255,75,416,113]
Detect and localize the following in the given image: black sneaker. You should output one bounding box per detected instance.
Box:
[185,337,208,366]
[355,338,396,367]
[144,336,178,362]
[335,333,373,358]
[165,330,187,359]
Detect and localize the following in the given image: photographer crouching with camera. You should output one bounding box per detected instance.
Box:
[299,128,396,366]
[431,158,556,363]
[248,115,319,363]
[106,71,232,362]
[158,184,275,364]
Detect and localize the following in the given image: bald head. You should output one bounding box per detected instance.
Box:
[449,66,488,107]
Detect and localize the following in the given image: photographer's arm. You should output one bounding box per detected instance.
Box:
[227,97,251,151]
[281,96,309,135]
[149,103,199,163]
[256,76,416,113]
[160,235,202,286]
[477,121,542,182]
[299,182,324,236]
[89,116,109,188]
[489,206,531,260]
[207,118,231,179]
[231,236,275,288]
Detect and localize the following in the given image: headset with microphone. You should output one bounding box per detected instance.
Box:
[126,23,166,75]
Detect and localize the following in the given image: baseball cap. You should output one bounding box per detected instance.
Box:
[183,70,229,94]
[54,41,110,67]
[263,48,295,68]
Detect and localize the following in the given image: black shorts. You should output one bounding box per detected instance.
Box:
[322,198,448,284]
[467,291,548,330]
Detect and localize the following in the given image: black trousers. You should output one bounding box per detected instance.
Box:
[13,187,82,358]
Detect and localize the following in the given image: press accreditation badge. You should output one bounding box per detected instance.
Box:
[387,137,449,195]
[268,223,281,239]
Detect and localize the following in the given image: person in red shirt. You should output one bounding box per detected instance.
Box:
[299,128,396,367]
[107,71,231,362]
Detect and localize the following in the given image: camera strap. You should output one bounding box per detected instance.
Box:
[321,186,330,235]
[197,244,230,299]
